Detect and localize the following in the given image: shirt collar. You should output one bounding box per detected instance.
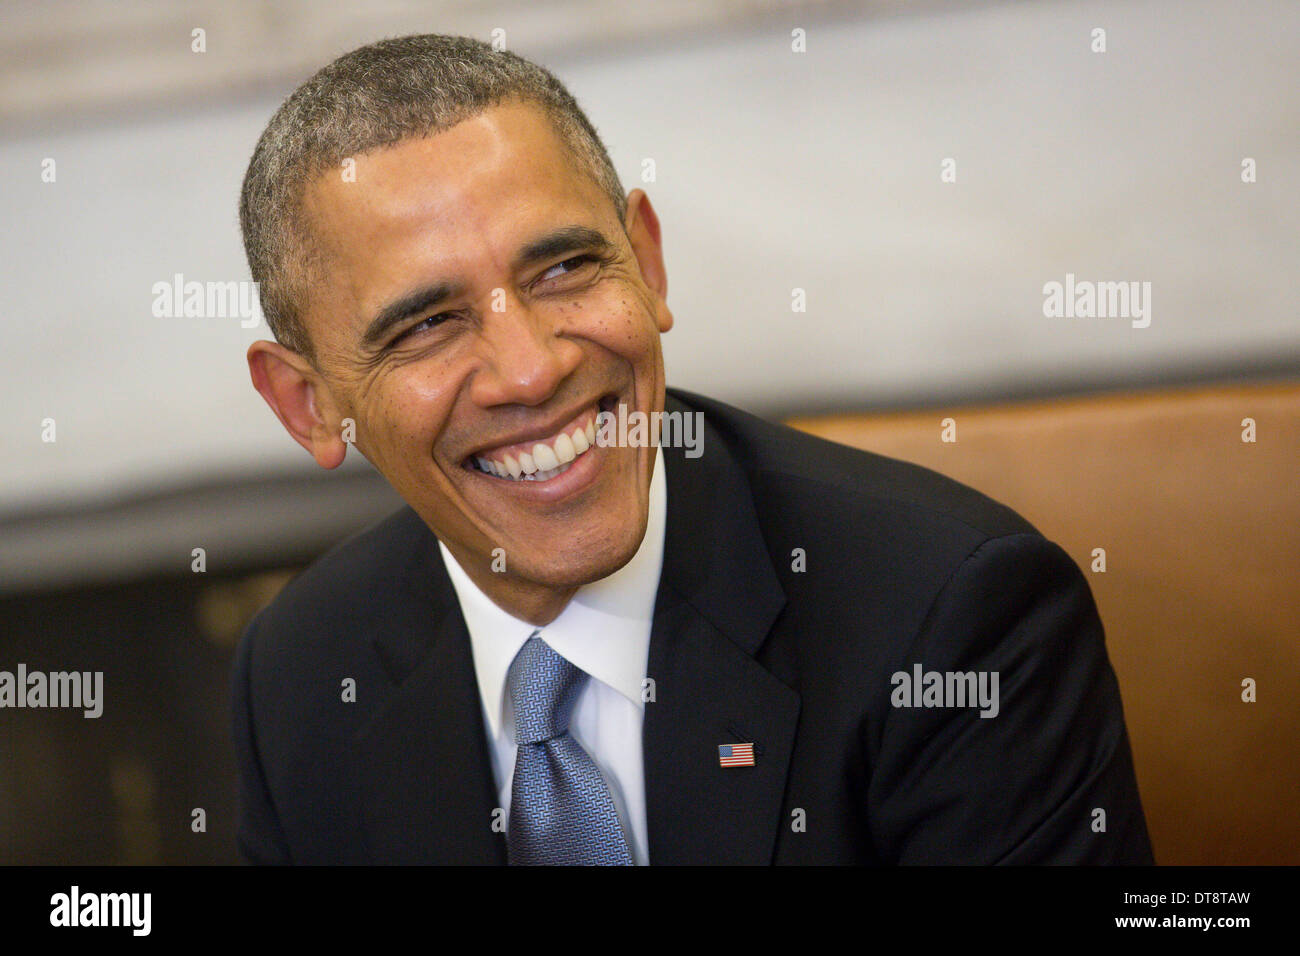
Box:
[437,444,667,739]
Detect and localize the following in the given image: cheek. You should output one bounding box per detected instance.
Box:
[359,369,459,465]
[580,287,661,361]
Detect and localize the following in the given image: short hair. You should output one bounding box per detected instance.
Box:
[239,34,627,359]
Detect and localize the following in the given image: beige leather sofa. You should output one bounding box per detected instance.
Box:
[788,381,1300,865]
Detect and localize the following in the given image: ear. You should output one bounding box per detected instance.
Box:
[623,189,674,333]
[247,340,348,469]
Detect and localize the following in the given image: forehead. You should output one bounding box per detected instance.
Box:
[301,99,609,278]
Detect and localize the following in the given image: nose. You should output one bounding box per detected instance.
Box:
[467,294,582,408]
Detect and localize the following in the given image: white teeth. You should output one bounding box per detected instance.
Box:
[475,412,599,481]
[553,432,576,464]
[532,442,560,471]
[490,456,577,481]
[526,460,575,482]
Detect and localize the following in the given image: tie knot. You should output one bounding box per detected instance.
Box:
[507,635,588,746]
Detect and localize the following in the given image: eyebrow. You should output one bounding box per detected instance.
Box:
[360,224,616,349]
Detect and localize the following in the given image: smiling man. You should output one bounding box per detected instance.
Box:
[232,34,1153,865]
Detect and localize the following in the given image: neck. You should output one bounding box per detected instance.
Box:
[452,553,577,626]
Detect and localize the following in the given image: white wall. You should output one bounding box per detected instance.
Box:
[2,0,1296,518]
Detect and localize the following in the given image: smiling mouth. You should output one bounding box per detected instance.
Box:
[463,394,617,482]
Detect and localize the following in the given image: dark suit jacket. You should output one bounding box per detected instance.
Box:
[232,388,1154,864]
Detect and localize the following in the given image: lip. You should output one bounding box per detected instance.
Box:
[453,392,629,503]
[462,394,614,465]
[462,423,611,502]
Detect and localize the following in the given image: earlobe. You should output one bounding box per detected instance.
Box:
[246,341,348,469]
[657,305,674,334]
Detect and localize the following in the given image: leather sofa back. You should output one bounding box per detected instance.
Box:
[787,381,1300,864]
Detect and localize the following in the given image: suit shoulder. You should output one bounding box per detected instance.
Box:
[241,505,431,655]
[671,388,1039,544]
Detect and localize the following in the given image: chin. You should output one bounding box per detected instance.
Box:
[516,521,645,590]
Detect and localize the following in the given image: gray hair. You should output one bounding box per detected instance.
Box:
[239,34,627,359]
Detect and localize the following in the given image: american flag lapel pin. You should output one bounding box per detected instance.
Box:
[718,743,755,767]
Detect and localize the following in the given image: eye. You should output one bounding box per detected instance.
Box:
[537,254,598,285]
[391,311,454,347]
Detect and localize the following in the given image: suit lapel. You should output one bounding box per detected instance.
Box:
[351,519,505,865]
[644,394,800,864]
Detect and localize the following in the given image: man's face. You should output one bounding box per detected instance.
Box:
[296,99,672,598]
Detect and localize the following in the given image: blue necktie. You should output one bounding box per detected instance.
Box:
[506,633,634,865]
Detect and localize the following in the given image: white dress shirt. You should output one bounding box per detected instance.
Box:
[436,445,667,865]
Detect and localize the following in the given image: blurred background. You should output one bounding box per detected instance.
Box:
[1,0,1296,864]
